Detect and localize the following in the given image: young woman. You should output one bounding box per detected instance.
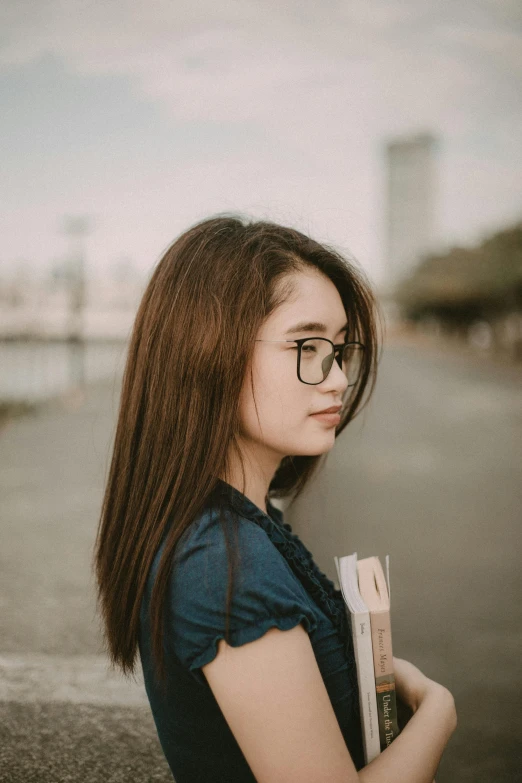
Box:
[94,215,457,782]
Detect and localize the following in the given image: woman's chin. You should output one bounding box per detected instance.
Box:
[296,435,336,456]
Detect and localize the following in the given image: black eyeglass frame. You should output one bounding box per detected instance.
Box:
[254,337,365,386]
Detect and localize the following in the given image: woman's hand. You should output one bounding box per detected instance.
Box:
[393,656,449,714]
[393,657,456,783]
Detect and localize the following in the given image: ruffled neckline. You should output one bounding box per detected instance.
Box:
[211,479,359,711]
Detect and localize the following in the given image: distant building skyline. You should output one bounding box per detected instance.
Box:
[385,131,438,287]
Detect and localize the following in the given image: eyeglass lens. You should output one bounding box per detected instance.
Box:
[299,339,363,385]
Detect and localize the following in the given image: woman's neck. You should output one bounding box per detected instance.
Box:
[220,442,282,515]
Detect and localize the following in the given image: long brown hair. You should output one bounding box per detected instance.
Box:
[93,213,383,687]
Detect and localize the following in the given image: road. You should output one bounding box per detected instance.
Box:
[0,336,520,781]
[288,337,522,782]
[0,378,173,782]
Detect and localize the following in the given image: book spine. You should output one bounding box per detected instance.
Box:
[368,608,400,751]
[350,609,381,764]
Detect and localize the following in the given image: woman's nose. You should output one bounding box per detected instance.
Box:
[322,356,349,393]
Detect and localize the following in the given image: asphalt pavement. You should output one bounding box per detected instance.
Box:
[289,335,522,783]
[0,378,173,782]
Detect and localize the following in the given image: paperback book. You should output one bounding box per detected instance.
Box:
[334,552,400,763]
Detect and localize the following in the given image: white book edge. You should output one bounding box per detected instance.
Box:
[334,554,381,765]
[385,553,391,603]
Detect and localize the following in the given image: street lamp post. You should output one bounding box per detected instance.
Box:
[63,215,90,390]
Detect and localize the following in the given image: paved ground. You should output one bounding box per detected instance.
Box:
[289,336,522,782]
[0,377,174,782]
[0,335,521,781]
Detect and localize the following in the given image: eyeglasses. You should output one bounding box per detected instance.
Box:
[254,337,365,386]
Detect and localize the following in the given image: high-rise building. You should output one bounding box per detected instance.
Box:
[385,132,438,287]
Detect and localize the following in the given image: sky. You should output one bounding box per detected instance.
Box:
[1,0,521,287]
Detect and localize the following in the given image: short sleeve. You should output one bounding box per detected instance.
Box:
[165,508,318,685]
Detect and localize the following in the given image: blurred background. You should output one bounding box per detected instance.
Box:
[1,2,520,781]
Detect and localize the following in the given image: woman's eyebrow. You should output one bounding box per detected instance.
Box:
[284,320,349,336]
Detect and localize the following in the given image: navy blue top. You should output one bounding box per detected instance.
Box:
[138,479,364,781]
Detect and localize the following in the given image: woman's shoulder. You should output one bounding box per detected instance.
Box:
[156,497,319,681]
[171,498,275,567]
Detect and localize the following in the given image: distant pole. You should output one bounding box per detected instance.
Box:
[62,215,90,390]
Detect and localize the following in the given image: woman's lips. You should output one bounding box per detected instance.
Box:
[310,411,341,425]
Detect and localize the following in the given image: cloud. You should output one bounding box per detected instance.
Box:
[0,0,521,280]
[2,0,520,129]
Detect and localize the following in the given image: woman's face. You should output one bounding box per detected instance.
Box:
[237,268,350,469]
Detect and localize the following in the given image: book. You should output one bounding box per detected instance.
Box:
[356,555,399,752]
[334,553,381,764]
[334,553,400,761]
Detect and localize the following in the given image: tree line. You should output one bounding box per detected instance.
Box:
[394,221,522,358]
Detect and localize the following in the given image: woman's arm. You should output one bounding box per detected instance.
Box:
[359,681,456,783]
[201,624,456,783]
